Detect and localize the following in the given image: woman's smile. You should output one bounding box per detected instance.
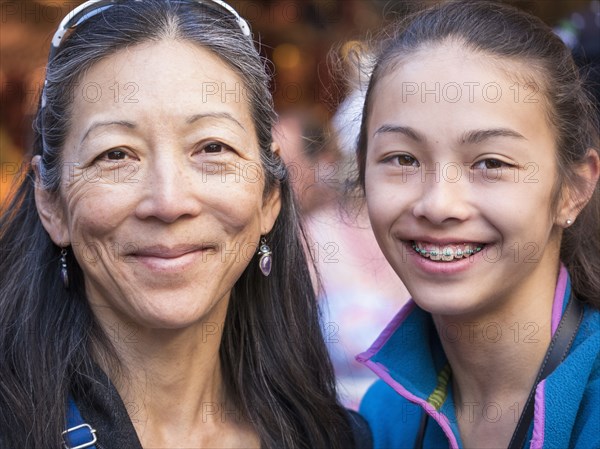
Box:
[129,243,217,273]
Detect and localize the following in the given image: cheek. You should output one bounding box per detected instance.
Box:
[62,182,133,242]
[477,180,557,243]
[365,179,399,238]
[365,162,417,224]
[197,179,266,232]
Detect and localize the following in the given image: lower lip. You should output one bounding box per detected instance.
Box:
[132,249,210,273]
[403,241,486,275]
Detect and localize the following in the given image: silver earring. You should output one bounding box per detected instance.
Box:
[60,248,69,289]
[566,219,573,226]
[257,237,272,277]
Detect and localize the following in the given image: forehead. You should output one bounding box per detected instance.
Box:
[368,42,554,140]
[67,39,253,135]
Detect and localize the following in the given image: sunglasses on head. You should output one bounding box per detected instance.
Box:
[48,0,251,63]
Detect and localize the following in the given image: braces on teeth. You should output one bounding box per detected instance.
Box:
[412,243,484,261]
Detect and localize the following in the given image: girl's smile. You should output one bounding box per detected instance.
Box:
[411,241,485,262]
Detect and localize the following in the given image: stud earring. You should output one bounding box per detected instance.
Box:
[60,248,69,289]
[566,219,573,227]
[257,237,272,277]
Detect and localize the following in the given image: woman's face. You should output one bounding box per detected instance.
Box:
[364,43,569,317]
[38,40,280,329]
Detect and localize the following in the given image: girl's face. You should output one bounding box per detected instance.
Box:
[364,43,569,317]
[36,40,280,330]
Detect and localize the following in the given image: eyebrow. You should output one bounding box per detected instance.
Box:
[81,120,135,145]
[373,125,424,142]
[460,128,526,144]
[186,112,246,132]
[80,113,247,145]
[373,125,526,145]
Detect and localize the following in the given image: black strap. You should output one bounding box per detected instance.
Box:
[346,409,374,449]
[507,297,583,449]
[414,408,428,449]
[414,297,583,449]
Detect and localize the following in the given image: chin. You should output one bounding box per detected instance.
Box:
[409,287,486,318]
[128,293,226,331]
[143,313,201,330]
[126,310,200,331]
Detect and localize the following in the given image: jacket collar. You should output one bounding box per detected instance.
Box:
[356,265,572,449]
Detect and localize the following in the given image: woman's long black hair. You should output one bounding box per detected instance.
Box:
[0,1,352,447]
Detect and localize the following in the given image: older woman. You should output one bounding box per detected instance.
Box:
[0,1,371,448]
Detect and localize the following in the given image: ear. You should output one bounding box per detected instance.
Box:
[260,143,283,235]
[556,149,600,227]
[32,155,70,246]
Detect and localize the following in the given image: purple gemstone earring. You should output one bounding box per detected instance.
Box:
[257,237,272,277]
[60,247,69,289]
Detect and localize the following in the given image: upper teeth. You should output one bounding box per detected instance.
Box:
[412,241,484,261]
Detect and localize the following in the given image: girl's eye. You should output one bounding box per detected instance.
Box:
[386,154,420,167]
[473,158,509,170]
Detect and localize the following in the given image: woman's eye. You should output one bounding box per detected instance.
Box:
[386,154,419,167]
[95,148,131,163]
[106,149,128,160]
[202,143,230,154]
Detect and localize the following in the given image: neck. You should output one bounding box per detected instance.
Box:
[92,296,255,447]
[114,323,228,423]
[432,266,559,449]
[432,264,560,409]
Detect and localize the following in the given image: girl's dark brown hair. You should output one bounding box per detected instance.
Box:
[357,0,600,306]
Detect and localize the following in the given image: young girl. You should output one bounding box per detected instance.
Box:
[356,1,600,448]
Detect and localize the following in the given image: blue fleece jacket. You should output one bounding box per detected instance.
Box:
[357,267,600,449]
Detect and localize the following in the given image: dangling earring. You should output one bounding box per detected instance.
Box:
[60,248,69,289]
[257,237,272,277]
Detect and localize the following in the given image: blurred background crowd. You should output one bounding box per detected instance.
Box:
[1,0,599,409]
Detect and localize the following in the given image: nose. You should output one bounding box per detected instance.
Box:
[411,165,472,225]
[135,155,202,223]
